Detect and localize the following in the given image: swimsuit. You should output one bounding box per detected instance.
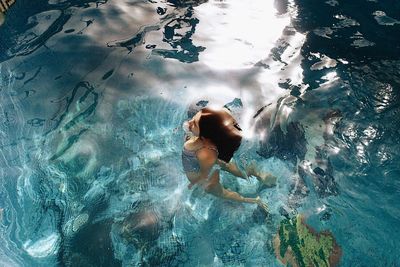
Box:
[182,146,219,172]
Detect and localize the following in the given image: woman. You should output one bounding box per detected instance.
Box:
[182,107,276,211]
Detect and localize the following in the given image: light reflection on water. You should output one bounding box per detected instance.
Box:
[194,0,291,70]
[0,0,399,266]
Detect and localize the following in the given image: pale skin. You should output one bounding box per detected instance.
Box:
[183,109,277,212]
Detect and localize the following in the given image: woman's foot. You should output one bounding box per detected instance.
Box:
[246,163,277,187]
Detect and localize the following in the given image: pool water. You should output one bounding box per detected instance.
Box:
[0,0,399,266]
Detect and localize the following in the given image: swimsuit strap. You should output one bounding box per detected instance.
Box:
[183,145,219,155]
[203,146,219,155]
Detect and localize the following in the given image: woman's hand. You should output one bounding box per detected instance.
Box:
[255,196,269,213]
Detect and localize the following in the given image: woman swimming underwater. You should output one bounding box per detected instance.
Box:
[182,107,276,211]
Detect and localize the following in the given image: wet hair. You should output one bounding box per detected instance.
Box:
[198,107,242,162]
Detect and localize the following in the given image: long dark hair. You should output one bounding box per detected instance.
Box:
[198,107,242,162]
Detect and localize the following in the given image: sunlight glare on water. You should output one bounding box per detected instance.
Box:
[194,0,291,70]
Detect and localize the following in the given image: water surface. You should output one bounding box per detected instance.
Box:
[0,0,399,266]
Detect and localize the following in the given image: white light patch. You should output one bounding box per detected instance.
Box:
[310,55,337,71]
[363,125,377,140]
[240,106,258,140]
[23,233,60,258]
[321,71,339,86]
[164,186,185,214]
[301,160,313,173]
[282,105,293,118]
[317,204,327,214]
[258,129,267,140]
[330,146,340,154]
[195,0,290,70]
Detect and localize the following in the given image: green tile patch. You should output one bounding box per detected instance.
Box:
[273,215,341,267]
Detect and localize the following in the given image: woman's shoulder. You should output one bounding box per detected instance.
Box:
[197,150,217,168]
[197,145,218,164]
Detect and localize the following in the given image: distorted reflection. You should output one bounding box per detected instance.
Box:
[154,7,205,62]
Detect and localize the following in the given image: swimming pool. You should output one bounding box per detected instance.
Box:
[0,0,399,266]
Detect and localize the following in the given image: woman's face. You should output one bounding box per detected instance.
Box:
[187,111,201,136]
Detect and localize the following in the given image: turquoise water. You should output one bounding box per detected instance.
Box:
[0,0,399,266]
